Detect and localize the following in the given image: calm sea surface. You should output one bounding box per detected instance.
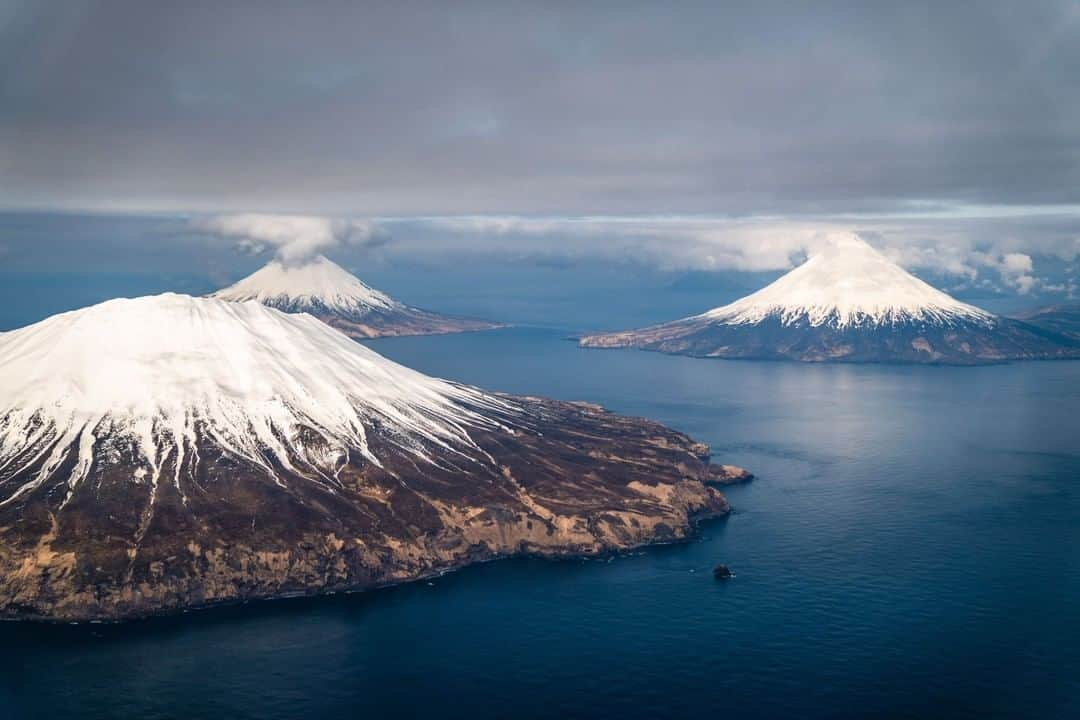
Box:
[3,326,1078,719]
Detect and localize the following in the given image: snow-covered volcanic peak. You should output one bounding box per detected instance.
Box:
[700,233,996,329]
[210,255,401,314]
[0,294,511,507]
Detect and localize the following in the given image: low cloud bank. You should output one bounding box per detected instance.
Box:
[390,214,1079,297]
[195,211,1078,298]
[198,214,388,265]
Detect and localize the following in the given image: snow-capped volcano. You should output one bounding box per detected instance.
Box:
[581,233,1079,364]
[0,294,736,620]
[210,255,502,338]
[698,234,995,329]
[209,255,400,314]
[0,293,507,510]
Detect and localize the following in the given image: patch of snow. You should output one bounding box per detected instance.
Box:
[210,255,400,314]
[0,294,514,506]
[699,233,996,328]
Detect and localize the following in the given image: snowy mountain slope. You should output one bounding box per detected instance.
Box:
[210,255,503,338]
[697,234,995,328]
[0,293,508,510]
[0,294,737,620]
[209,255,399,314]
[581,234,1080,364]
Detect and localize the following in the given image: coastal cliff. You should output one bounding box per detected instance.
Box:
[0,397,740,621]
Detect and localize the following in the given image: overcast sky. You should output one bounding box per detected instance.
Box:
[4,0,1079,215]
[1,1,1078,296]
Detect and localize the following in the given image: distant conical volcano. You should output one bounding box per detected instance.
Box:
[581,234,1080,364]
[210,255,503,338]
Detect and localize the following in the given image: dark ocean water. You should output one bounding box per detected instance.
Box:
[3,326,1078,720]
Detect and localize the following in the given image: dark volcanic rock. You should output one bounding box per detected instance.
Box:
[0,397,733,622]
[713,564,733,579]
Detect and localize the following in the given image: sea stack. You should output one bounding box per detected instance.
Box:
[210,254,503,338]
[0,294,741,621]
[580,234,1080,365]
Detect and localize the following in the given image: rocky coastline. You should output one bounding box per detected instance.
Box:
[0,397,747,623]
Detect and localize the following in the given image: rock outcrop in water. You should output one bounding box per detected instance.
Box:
[706,465,755,485]
[0,295,740,621]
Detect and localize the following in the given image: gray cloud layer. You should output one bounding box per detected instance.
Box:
[2,1,1079,215]
[381,212,1080,296]
[189,211,1078,297]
